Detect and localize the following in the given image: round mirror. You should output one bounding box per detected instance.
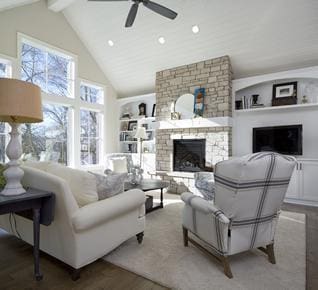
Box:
[175,94,194,119]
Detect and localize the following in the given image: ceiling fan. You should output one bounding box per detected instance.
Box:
[88,0,178,27]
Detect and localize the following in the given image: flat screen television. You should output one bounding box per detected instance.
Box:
[253,125,302,155]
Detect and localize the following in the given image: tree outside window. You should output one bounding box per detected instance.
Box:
[21,104,70,165]
[21,42,74,98]
[80,109,101,165]
[80,83,104,104]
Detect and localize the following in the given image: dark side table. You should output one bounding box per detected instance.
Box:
[0,188,55,281]
[124,179,169,213]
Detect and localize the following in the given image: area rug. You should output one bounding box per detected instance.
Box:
[104,195,306,290]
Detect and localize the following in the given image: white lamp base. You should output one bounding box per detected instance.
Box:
[0,123,26,196]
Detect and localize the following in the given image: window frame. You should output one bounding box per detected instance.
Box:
[16,33,105,169]
[0,54,14,163]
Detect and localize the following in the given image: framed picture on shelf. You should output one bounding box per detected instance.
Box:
[272,82,297,106]
[139,103,147,116]
[146,131,153,140]
[194,88,205,116]
[128,120,138,131]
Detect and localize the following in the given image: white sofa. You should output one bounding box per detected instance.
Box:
[0,163,146,279]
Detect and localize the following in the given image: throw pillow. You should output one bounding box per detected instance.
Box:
[90,172,126,200]
[0,164,6,188]
[46,163,98,207]
[109,158,128,174]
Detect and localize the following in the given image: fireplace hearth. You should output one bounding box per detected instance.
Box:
[173,139,206,172]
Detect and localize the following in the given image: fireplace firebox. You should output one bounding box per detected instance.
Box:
[173,139,206,172]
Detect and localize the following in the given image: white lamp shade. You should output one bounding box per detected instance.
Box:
[134,127,147,139]
[0,78,43,123]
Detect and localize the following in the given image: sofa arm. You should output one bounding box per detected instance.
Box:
[72,189,145,232]
[181,192,229,224]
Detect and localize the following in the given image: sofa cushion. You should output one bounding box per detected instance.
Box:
[90,172,126,200]
[109,158,127,174]
[24,161,51,172]
[46,163,98,207]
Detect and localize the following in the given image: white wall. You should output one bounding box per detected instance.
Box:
[0,0,118,154]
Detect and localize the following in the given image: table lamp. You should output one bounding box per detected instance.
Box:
[0,78,42,196]
[134,127,147,167]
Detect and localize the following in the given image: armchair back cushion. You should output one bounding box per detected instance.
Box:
[109,158,128,174]
[105,153,134,174]
[214,152,296,251]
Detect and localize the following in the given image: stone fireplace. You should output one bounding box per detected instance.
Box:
[153,56,232,193]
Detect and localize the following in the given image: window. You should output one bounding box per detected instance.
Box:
[0,58,11,78]
[80,109,102,165]
[80,83,104,104]
[21,40,74,98]
[16,34,105,168]
[21,104,70,165]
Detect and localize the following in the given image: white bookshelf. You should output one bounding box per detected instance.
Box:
[118,94,156,154]
[235,103,318,114]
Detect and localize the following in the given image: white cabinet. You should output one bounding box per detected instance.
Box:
[285,159,318,206]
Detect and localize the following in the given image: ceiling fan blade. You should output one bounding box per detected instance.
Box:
[125,3,139,27]
[143,0,177,20]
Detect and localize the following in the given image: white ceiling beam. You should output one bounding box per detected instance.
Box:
[47,0,76,12]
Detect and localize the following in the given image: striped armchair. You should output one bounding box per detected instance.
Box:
[181,152,296,278]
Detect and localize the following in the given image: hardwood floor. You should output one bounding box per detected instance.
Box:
[0,230,169,290]
[0,202,316,290]
[282,203,318,290]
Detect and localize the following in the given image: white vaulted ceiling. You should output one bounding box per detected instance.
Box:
[62,0,318,97]
[10,0,318,98]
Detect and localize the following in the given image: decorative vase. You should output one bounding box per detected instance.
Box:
[129,165,143,185]
[301,95,308,104]
[252,94,259,105]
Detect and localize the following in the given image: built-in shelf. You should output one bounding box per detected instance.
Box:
[235,103,318,114]
[120,116,156,122]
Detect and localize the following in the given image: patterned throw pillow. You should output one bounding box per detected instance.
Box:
[90,172,127,200]
[0,164,6,188]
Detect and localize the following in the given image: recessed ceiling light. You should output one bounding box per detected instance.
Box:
[108,40,114,47]
[158,37,165,44]
[192,25,200,34]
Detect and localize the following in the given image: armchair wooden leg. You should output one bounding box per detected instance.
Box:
[266,244,276,264]
[182,227,188,247]
[71,268,81,281]
[220,256,233,279]
[136,232,144,244]
[258,243,276,264]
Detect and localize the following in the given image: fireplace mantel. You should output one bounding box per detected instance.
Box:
[156,116,233,130]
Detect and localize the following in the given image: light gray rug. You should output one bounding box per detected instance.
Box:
[104,195,306,290]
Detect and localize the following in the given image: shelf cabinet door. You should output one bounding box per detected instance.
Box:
[285,166,300,199]
[300,161,318,202]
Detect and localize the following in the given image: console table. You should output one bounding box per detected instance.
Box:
[0,188,55,281]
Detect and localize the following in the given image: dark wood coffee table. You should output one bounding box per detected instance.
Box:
[124,179,169,213]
